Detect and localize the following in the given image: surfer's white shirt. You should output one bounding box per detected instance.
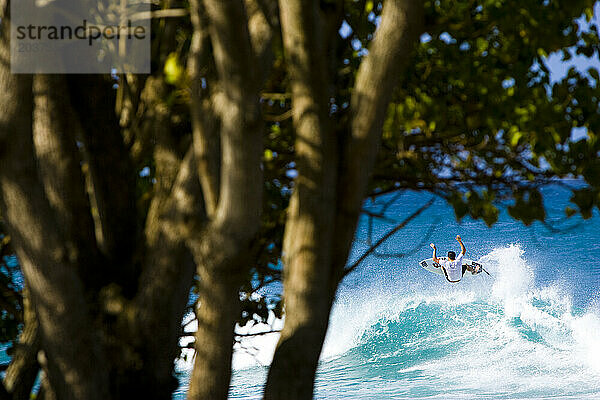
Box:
[441,253,464,282]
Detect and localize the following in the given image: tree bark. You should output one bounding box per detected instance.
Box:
[186,0,264,398]
[264,1,338,398]
[187,230,248,400]
[265,1,423,399]
[32,75,105,292]
[0,92,110,400]
[3,288,40,400]
[66,75,139,295]
[331,0,424,280]
[133,148,204,399]
[0,20,110,395]
[36,371,57,400]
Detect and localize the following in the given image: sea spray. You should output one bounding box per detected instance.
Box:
[175,245,600,399]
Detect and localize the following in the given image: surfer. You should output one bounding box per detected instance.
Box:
[429,235,472,283]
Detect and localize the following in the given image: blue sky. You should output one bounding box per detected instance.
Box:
[546,2,600,140]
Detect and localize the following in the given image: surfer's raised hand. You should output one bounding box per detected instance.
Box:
[430,243,436,249]
[456,235,462,242]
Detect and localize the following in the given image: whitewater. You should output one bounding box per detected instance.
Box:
[174,184,600,399]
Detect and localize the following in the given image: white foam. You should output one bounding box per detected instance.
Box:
[570,312,600,374]
[181,242,600,396]
[230,313,283,369]
[176,310,283,372]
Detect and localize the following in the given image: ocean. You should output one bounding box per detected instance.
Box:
[176,180,600,399]
[2,181,599,398]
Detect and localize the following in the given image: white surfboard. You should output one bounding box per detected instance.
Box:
[419,257,483,277]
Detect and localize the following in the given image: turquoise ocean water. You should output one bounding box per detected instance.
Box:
[2,182,599,398]
[176,181,600,399]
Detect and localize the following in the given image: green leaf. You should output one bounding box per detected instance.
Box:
[264,149,274,161]
[164,53,184,85]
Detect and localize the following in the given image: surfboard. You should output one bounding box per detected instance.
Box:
[419,257,483,277]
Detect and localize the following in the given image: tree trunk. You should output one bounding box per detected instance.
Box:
[3,288,40,400]
[66,75,139,294]
[265,1,423,398]
[36,371,57,400]
[264,1,338,397]
[185,0,264,398]
[186,225,259,400]
[0,119,111,400]
[133,147,204,400]
[0,17,35,400]
[187,257,243,400]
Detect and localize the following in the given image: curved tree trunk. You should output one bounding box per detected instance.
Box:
[263,0,337,396]
[0,12,110,400]
[185,0,264,398]
[36,371,57,400]
[187,257,243,400]
[3,288,40,400]
[264,1,423,398]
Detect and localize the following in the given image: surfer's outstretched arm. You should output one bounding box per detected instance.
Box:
[430,243,439,263]
[456,235,466,256]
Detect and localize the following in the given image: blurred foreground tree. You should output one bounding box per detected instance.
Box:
[1,0,599,400]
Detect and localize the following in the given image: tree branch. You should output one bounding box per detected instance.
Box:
[344,197,434,276]
[332,0,424,284]
[245,0,278,83]
[3,287,40,400]
[186,3,265,398]
[234,329,281,337]
[202,0,263,231]
[264,3,340,394]
[134,147,205,395]
[0,71,110,400]
[66,75,138,290]
[372,216,438,258]
[277,0,338,286]
[188,0,221,218]
[32,75,105,290]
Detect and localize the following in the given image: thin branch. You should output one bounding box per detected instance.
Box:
[373,216,439,258]
[367,186,404,199]
[233,340,265,366]
[130,8,189,22]
[250,276,280,294]
[188,0,221,218]
[360,208,397,224]
[344,197,435,276]
[261,92,291,101]
[234,329,281,338]
[540,218,584,234]
[264,109,293,122]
